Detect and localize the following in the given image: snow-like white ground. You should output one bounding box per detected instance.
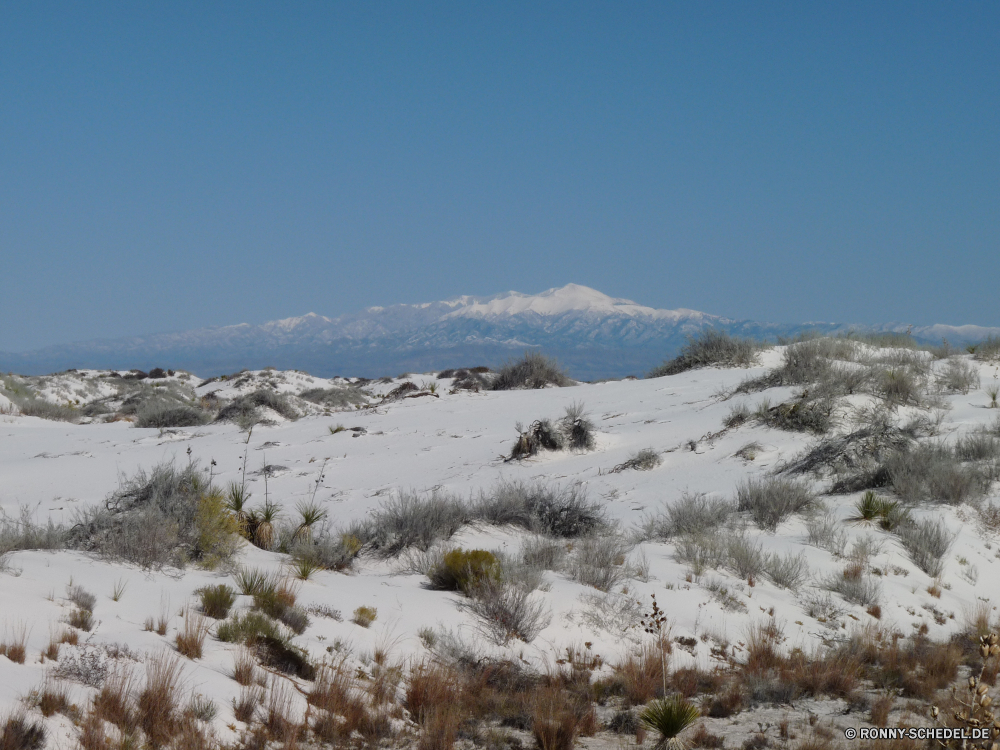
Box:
[2,351,1000,746]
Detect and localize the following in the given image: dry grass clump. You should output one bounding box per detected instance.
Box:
[0,711,46,750]
[0,624,28,664]
[604,641,672,706]
[175,608,211,659]
[137,655,185,747]
[197,584,236,619]
[29,679,74,719]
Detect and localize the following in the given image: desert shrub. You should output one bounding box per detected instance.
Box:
[784,405,921,481]
[299,386,367,409]
[352,606,377,628]
[886,443,990,505]
[724,533,766,580]
[0,507,65,557]
[561,402,595,450]
[873,367,924,407]
[291,529,362,572]
[754,397,834,434]
[641,493,734,540]
[353,482,604,559]
[12,396,78,422]
[134,400,208,428]
[723,401,752,429]
[468,579,551,645]
[973,336,1000,362]
[67,584,96,612]
[357,490,469,557]
[735,476,816,531]
[0,711,46,750]
[428,548,502,592]
[68,608,94,631]
[507,403,598,458]
[824,565,882,607]
[215,388,298,425]
[648,330,763,377]
[763,551,810,589]
[895,518,954,577]
[567,536,632,592]
[804,513,848,556]
[252,581,310,634]
[672,534,729,574]
[67,461,239,569]
[520,537,567,570]
[490,351,572,390]
[937,357,980,394]
[955,433,1000,462]
[217,611,284,644]
[509,419,564,459]
[477,481,605,538]
[217,611,314,678]
[610,448,661,473]
[197,585,236,619]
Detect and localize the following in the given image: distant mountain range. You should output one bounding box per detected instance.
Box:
[4,284,999,380]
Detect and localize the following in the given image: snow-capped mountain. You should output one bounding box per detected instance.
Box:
[2,284,997,379]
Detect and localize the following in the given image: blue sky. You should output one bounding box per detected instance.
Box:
[1,2,997,351]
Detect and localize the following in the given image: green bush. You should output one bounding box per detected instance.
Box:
[198,585,236,619]
[428,548,502,593]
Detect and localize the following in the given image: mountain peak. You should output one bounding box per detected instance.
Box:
[443,283,705,321]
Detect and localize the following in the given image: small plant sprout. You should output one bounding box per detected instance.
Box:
[328,424,346,434]
[110,579,127,602]
[987,384,999,409]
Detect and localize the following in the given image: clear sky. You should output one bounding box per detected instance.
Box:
[1,2,997,351]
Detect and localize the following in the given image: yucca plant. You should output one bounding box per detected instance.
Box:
[987,385,999,409]
[639,694,700,750]
[253,500,281,550]
[289,556,322,581]
[233,567,278,597]
[877,500,910,532]
[226,482,252,537]
[847,491,884,525]
[293,501,328,545]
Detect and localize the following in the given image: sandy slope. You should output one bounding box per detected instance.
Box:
[1,351,999,746]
